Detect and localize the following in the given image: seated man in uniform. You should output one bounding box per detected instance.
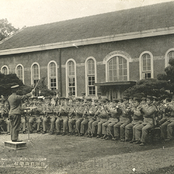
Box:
[86,99,98,138]
[113,96,132,141]
[105,100,121,140]
[42,96,53,134]
[134,95,157,146]
[80,99,91,136]
[96,99,109,138]
[21,98,30,134]
[125,96,143,142]
[74,98,84,136]
[164,98,174,141]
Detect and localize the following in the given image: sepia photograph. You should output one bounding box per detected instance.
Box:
[0,0,174,173]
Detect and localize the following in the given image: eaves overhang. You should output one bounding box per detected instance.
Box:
[95,81,136,87]
[0,27,174,56]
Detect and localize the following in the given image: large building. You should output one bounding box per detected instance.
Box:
[0,2,174,100]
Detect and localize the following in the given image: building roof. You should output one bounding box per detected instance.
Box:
[95,81,136,87]
[0,1,174,52]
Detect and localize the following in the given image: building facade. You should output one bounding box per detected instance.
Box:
[0,2,174,100]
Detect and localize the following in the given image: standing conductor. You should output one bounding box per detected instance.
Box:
[8,84,34,142]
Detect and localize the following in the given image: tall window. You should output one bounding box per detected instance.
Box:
[86,58,96,96]
[48,61,58,90]
[16,64,24,83]
[140,52,153,79]
[31,63,40,86]
[107,56,127,81]
[66,60,76,96]
[1,65,9,75]
[165,49,174,67]
[168,51,174,60]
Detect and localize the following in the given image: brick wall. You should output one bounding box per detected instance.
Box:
[0,34,174,97]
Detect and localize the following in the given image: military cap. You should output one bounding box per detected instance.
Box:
[100,98,107,103]
[119,99,123,102]
[166,98,171,102]
[11,84,19,89]
[146,95,153,100]
[133,97,141,102]
[31,96,38,100]
[94,99,98,102]
[141,97,146,101]
[105,98,110,102]
[123,96,129,100]
[128,96,133,100]
[86,98,92,102]
[76,98,82,102]
[45,96,52,100]
[113,99,119,103]
[38,96,44,100]
[60,97,66,100]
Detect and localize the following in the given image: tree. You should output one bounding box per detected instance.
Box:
[34,77,55,96]
[0,73,32,96]
[124,58,174,98]
[0,19,18,41]
[123,79,170,98]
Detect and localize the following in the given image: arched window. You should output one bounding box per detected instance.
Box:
[107,56,127,81]
[1,65,9,75]
[66,59,77,97]
[85,57,97,96]
[31,63,40,86]
[15,64,24,83]
[48,61,58,90]
[165,49,174,67]
[139,52,153,79]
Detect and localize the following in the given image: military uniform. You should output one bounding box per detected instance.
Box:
[86,103,98,137]
[80,103,89,136]
[61,99,69,135]
[21,99,30,133]
[68,103,76,134]
[29,97,40,133]
[106,102,121,139]
[164,100,174,141]
[125,98,143,142]
[48,97,57,135]
[0,99,5,133]
[158,100,170,140]
[42,97,53,134]
[135,96,157,146]
[113,98,131,140]
[3,100,10,134]
[54,103,62,135]
[91,104,101,136]
[96,103,109,138]
[74,99,84,136]
[8,85,33,142]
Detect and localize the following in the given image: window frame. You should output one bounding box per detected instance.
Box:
[1,65,9,75]
[165,48,174,67]
[47,60,58,90]
[15,64,24,83]
[66,59,77,97]
[31,62,40,86]
[85,57,97,97]
[139,51,154,80]
[105,54,129,82]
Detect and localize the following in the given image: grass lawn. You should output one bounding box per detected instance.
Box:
[0,133,174,174]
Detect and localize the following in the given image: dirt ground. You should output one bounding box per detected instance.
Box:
[0,133,174,174]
